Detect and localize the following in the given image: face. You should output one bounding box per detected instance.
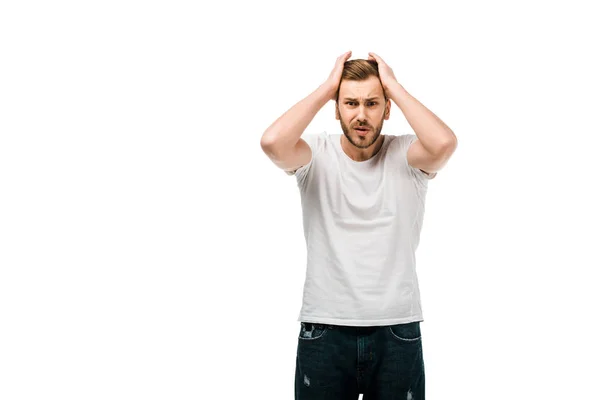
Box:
[335,76,391,149]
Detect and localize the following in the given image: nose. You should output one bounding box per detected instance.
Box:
[357,106,367,122]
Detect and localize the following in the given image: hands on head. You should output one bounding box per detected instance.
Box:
[324,51,398,101]
[367,52,398,94]
[324,51,353,101]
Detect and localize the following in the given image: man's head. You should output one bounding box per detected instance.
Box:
[335,59,391,149]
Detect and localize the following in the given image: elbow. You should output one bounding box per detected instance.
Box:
[439,133,458,154]
[261,130,292,153]
[260,132,276,150]
[261,132,284,158]
[261,125,285,147]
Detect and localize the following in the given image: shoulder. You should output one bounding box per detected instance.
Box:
[305,131,330,148]
[387,134,437,180]
[385,134,413,153]
[284,131,329,176]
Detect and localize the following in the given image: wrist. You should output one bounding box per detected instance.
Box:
[314,83,334,102]
[319,81,337,97]
[387,80,406,94]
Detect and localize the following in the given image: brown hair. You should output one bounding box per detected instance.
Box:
[336,59,387,102]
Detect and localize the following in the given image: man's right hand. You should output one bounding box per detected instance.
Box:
[261,52,353,173]
[324,51,352,101]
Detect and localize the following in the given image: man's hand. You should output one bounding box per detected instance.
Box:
[368,52,398,97]
[324,51,352,101]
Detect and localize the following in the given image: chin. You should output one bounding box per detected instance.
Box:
[352,133,378,148]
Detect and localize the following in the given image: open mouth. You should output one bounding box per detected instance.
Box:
[354,127,370,135]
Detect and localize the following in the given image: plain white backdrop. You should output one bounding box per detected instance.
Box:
[1,0,599,399]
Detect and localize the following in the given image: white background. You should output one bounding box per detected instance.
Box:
[1,0,599,399]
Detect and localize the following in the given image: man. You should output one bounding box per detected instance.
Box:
[260,51,457,400]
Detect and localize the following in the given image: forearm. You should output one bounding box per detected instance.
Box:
[387,81,456,154]
[261,83,332,152]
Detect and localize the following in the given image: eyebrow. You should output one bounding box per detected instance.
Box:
[343,97,380,101]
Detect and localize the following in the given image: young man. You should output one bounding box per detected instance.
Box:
[260,51,457,400]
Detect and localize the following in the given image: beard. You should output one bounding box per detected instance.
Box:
[339,111,385,149]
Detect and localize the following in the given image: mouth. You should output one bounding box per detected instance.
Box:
[354,127,370,136]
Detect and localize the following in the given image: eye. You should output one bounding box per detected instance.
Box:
[368,102,377,106]
[346,102,356,106]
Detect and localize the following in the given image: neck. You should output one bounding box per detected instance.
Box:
[340,134,385,162]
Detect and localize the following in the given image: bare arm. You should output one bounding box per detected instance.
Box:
[367,52,457,175]
[260,84,332,172]
[260,51,352,172]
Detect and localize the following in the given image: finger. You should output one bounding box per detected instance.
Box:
[369,52,382,63]
[338,52,352,66]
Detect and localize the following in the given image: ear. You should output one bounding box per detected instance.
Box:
[384,98,391,120]
[335,102,340,120]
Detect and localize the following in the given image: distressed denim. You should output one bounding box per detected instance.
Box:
[295,321,425,399]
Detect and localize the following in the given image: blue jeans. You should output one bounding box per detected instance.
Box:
[295,321,425,399]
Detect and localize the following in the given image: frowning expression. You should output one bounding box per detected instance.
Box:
[335,76,391,149]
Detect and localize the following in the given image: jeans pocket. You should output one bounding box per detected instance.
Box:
[298,322,329,341]
[387,321,421,342]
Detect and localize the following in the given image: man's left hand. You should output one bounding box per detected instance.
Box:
[368,52,398,96]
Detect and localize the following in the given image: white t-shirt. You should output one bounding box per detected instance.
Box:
[287,132,436,327]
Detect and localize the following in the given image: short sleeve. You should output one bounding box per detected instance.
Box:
[401,134,438,182]
[284,132,326,184]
